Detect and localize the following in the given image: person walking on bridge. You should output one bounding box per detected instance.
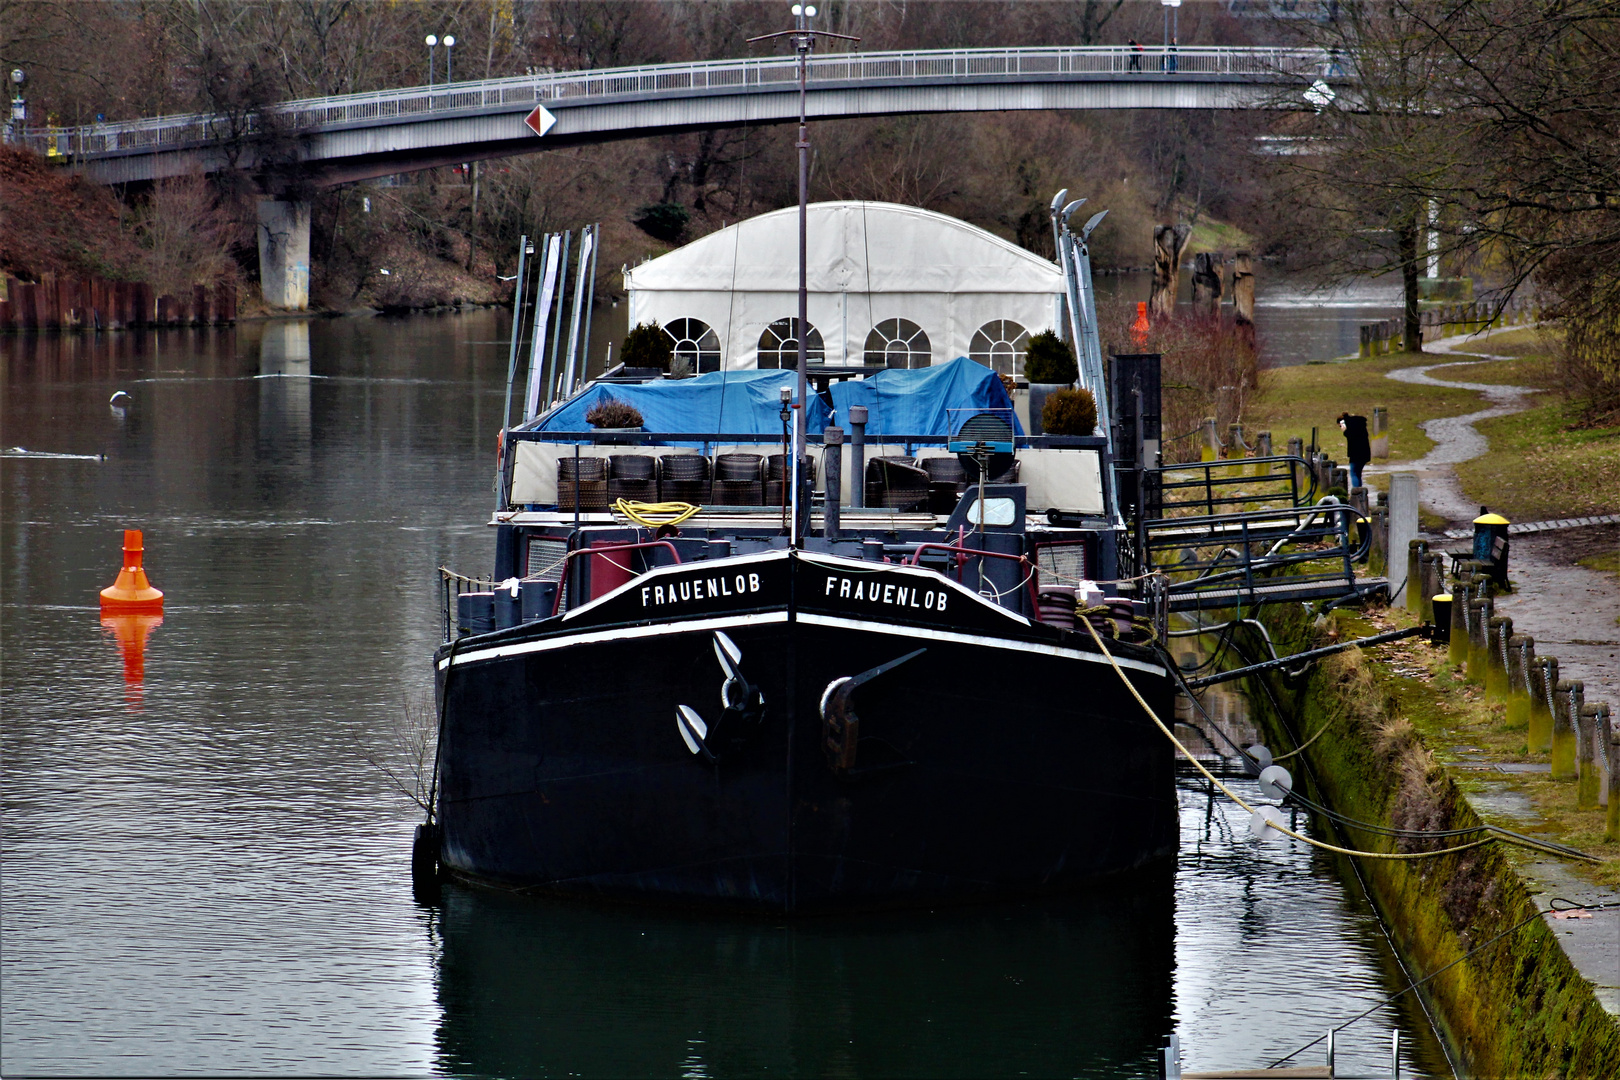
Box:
[1338,412,1370,489]
[1128,39,1142,72]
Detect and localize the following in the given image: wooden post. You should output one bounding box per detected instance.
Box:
[1449,581,1472,667]
[1607,728,1620,841]
[1406,539,1427,615]
[1191,251,1226,315]
[1507,634,1533,737]
[1200,417,1220,462]
[1151,224,1192,320]
[1371,406,1389,459]
[1597,703,1612,809]
[1422,552,1444,623]
[1552,679,1580,780]
[1577,704,1601,809]
[1233,252,1255,327]
[1485,616,1511,703]
[1467,597,1491,685]
[1532,656,1558,753]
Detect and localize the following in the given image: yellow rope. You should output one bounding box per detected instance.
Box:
[1080,615,1499,861]
[613,499,702,529]
[1274,714,1335,761]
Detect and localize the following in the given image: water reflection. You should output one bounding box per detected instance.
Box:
[430,872,1176,1079]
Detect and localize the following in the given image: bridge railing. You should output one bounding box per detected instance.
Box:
[19,45,1337,160]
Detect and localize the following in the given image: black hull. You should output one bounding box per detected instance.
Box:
[435,551,1176,912]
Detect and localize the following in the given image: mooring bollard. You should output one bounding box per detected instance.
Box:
[1287,435,1303,463]
[1371,405,1389,459]
[1532,656,1559,754]
[1467,596,1492,686]
[1485,616,1511,703]
[1406,539,1428,616]
[1507,634,1533,735]
[1552,679,1580,780]
[1201,417,1221,462]
[1577,703,1601,809]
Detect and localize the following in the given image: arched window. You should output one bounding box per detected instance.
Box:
[863,318,932,369]
[970,320,1032,376]
[662,318,721,375]
[757,318,825,369]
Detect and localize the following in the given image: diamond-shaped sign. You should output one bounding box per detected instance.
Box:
[524,104,557,138]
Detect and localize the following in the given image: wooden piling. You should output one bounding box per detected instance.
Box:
[1232,251,1255,326]
[1485,616,1511,703]
[1576,704,1601,808]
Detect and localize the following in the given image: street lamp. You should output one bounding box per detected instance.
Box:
[443,35,456,84]
[425,35,438,86]
[7,68,25,143]
[1161,0,1180,72]
[747,4,857,548]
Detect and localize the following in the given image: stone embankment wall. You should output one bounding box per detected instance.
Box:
[1254,604,1620,1078]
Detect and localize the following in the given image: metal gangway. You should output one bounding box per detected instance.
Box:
[1138,456,1385,613]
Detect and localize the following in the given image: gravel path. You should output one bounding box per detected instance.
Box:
[1366,328,1620,719]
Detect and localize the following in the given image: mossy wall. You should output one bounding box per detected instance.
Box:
[1251,610,1620,1078]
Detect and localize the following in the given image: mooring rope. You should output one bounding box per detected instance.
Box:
[1084,615,1515,862]
[1151,638,1602,863]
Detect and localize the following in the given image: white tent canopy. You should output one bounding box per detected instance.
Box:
[624,202,1065,375]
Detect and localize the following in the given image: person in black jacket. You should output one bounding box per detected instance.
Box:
[1338,412,1370,488]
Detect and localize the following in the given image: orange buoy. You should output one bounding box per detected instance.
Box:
[99,529,164,612]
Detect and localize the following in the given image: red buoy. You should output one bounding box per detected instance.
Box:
[99,529,164,612]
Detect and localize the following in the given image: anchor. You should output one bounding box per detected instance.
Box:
[820,648,927,776]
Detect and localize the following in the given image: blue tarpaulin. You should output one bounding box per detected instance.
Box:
[820,356,1023,440]
[532,356,1019,441]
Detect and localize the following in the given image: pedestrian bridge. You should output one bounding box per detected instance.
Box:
[26,45,1345,187]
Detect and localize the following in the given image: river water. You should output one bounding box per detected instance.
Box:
[1,308,1441,1078]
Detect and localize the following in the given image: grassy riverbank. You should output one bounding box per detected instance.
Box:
[1246,329,1620,521]
[1250,605,1620,1076]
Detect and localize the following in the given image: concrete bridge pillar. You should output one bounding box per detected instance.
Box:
[257,199,311,310]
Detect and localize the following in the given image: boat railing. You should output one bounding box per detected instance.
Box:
[904,542,1041,614]
[438,566,495,642]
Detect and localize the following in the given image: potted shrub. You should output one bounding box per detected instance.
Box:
[620,322,675,375]
[1041,388,1098,437]
[1021,330,1079,436]
[585,396,644,443]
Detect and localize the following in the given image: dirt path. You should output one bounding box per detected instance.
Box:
[1367,328,1620,715]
